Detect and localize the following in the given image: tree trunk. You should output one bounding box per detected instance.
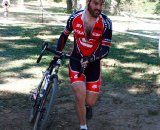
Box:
[66,0,72,13]
[73,0,77,9]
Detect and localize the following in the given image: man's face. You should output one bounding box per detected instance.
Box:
[87,0,104,18]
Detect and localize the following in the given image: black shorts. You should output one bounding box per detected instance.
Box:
[69,57,101,93]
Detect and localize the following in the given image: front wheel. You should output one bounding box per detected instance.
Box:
[33,77,59,130]
[29,76,45,124]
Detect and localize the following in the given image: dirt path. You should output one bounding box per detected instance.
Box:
[1,83,160,130]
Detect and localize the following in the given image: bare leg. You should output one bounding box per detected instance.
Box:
[71,82,87,125]
[86,91,99,107]
[3,6,9,17]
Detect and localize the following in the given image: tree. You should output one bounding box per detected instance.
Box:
[73,0,77,10]
[66,0,73,13]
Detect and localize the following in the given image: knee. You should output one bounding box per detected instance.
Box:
[71,82,86,102]
[86,100,96,107]
[86,92,99,107]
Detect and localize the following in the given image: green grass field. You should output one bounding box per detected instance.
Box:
[0,2,160,92]
[0,25,159,90]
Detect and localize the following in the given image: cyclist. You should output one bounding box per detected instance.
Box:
[54,0,112,129]
[1,0,10,17]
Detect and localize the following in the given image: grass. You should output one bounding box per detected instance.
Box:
[102,32,160,88]
[0,2,160,94]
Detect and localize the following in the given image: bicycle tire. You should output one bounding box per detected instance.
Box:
[33,77,59,130]
[29,76,45,124]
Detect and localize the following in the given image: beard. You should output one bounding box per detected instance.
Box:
[87,4,101,18]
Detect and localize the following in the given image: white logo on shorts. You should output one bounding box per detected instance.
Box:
[74,74,78,79]
[92,85,98,89]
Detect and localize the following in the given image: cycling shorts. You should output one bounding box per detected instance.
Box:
[69,58,101,93]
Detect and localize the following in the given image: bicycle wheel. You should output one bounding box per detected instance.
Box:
[33,77,59,130]
[29,76,45,123]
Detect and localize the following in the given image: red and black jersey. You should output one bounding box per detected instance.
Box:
[56,10,112,60]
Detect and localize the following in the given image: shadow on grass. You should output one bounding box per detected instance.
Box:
[0,20,75,81]
[1,25,160,86]
[102,32,160,90]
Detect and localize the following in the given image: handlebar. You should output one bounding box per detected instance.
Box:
[37,42,48,63]
[37,42,71,63]
[37,42,85,77]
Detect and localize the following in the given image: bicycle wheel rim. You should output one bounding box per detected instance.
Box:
[40,78,59,130]
[33,78,58,130]
[29,76,45,124]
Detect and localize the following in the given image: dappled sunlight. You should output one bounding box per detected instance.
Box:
[0,36,30,40]
[156,75,160,85]
[106,58,148,69]
[156,88,160,95]
[2,59,35,71]
[12,44,36,49]
[116,42,137,49]
[22,66,45,78]
[146,66,160,75]
[0,16,30,25]
[127,85,147,95]
[36,35,59,40]
[119,62,147,68]
[104,59,120,66]
[128,84,160,96]
[38,30,52,35]
[123,55,136,60]
[22,24,44,29]
[0,77,39,94]
[130,72,143,79]
[132,49,156,54]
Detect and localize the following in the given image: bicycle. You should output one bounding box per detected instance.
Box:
[29,42,85,130]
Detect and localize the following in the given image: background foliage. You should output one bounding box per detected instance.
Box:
[61,0,160,14]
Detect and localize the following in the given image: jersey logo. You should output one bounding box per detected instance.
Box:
[75,29,84,35]
[74,74,78,79]
[76,24,82,28]
[79,38,93,48]
[92,85,98,89]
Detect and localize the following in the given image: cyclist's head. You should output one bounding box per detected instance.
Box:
[86,0,104,18]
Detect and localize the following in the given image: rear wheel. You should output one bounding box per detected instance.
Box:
[33,77,59,130]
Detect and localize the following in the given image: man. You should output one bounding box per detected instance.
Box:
[55,0,112,129]
[1,0,10,17]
